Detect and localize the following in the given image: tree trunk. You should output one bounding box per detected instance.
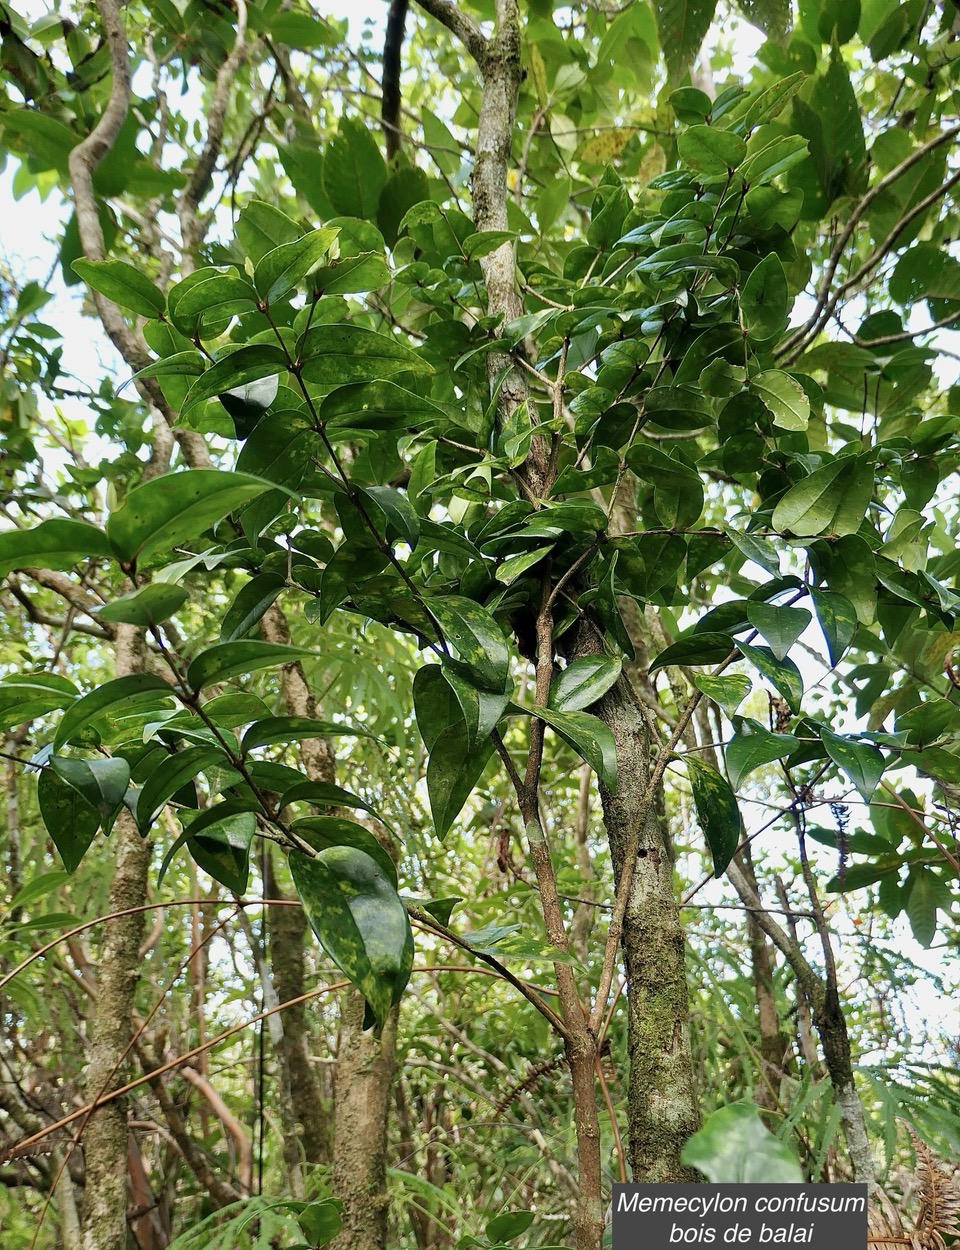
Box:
[328,993,398,1250]
[590,670,701,1182]
[81,624,151,1250]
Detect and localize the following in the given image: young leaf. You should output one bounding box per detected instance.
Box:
[745,602,811,660]
[107,470,282,567]
[737,642,803,713]
[686,756,742,875]
[809,587,858,666]
[180,346,288,416]
[819,725,885,801]
[290,846,413,1028]
[549,656,623,713]
[0,519,113,577]
[186,642,314,692]
[72,258,166,318]
[98,583,189,627]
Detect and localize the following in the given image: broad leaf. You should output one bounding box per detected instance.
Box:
[107,470,281,567]
[810,587,858,666]
[751,369,808,430]
[414,666,495,839]
[180,346,289,415]
[681,1103,803,1183]
[549,656,623,713]
[740,256,788,340]
[54,673,174,750]
[254,227,339,304]
[186,642,314,692]
[429,596,511,693]
[819,726,885,801]
[772,455,875,537]
[745,602,811,660]
[0,519,113,577]
[72,258,165,317]
[529,705,618,792]
[692,673,751,717]
[98,584,189,627]
[291,816,397,887]
[290,846,413,1028]
[0,674,78,733]
[188,810,256,893]
[737,642,803,712]
[650,632,734,672]
[37,767,100,872]
[241,715,367,752]
[220,572,286,642]
[137,746,226,831]
[686,756,741,875]
[726,719,800,789]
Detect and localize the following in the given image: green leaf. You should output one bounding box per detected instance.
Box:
[281,780,394,832]
[650,632,734,672]
[810,587,858,666]
[626,444,704,529]
[0,674,79,733]
[686,755,741,875]
[107,470,281,567]
[98,583,189,627]
[290,845,413,1028]
[485,1211,535,1243]
[726,718,800,790]
[72,258,166,317]
[291,816,397,888]
[740,255,788,340]
[529,705,618,792]
[221,572,286,642]
[692,673,751,717]
[187,643,314,692]
[0,519,113,577]
[414,666,495,839]
[48,755,130,833]
[359,485,420,549]
[322,117,388,220]
[188,810,256,893]
[254,227,339,304]
[740,134,808,184]
[678,125,746,175]
[819,726,885,802]
[429,596,510,693]
[550,656,623,713]
[54,674,173,750]
[37,768,100,873]
[654,0,719,79]
[299,326,431,386]
[904,870,950,949]
[439,666,509,753]
[681,1103,804,1183]
[495,546,554,585]
[737,643,803,712]
[7,871,70,913]
[137,746,225,831]
[751,370,809,431]
[240,715,366,751]
[772,455,875,537]
[726,529,781,576]
[237,200,302,264]
[180,346,289,416]
[297,1198,343,1246]
[745,602,811,660]
[320,380,444,433]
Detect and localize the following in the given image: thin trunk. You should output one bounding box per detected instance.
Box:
[81,624,151,1250]
[740,848,790,1116]
[328,994,398,1250]
[586,659,700,1181]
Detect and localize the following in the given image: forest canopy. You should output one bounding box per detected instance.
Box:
[0,0,959,1248]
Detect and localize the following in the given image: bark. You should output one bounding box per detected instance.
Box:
[741,848,790,1115]
[381,0,409,159]
[81,624,151,1250]
[328,993,398,1250]
[583,650,700,1182]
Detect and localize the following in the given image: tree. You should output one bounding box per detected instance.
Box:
[0,0,959,1248]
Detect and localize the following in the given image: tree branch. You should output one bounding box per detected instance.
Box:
[412,0,487,63]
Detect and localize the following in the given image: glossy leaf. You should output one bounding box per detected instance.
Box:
[291,816,397,887]
[751,370,809,431]
[180,346,289,415]
[107,470,281,567]
[745,602,811,660]
[726,719,800,790]
[254,227,339,303]
[429,596,510,693]
[549,656,623,713]
[137,746,225,831]
[0,519,113,577]
[54,673,173,750]
[186,642,314,692]
[414,666,495,839]
[650,631,734,672]
[188,810,256,893]
[686,756,741,876]
[810,587,858,666]
[737,643,803,713]
[299,325,431,386]
[290,846,413,1028]
[98,583,189,627]
[691,672,751,717]
[240,715,367,752]
[0,674,79,733]
[772,455,875,537]
[220,572,286,642]
[740,255,788,339]
[529,705,618,792]
[820,726,885,801]
[37,767,100,873]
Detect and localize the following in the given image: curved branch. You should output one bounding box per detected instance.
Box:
[412,0,487,63]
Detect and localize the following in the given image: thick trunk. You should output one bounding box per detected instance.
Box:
[82,625,150,1250]
[328,993,398,1250]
